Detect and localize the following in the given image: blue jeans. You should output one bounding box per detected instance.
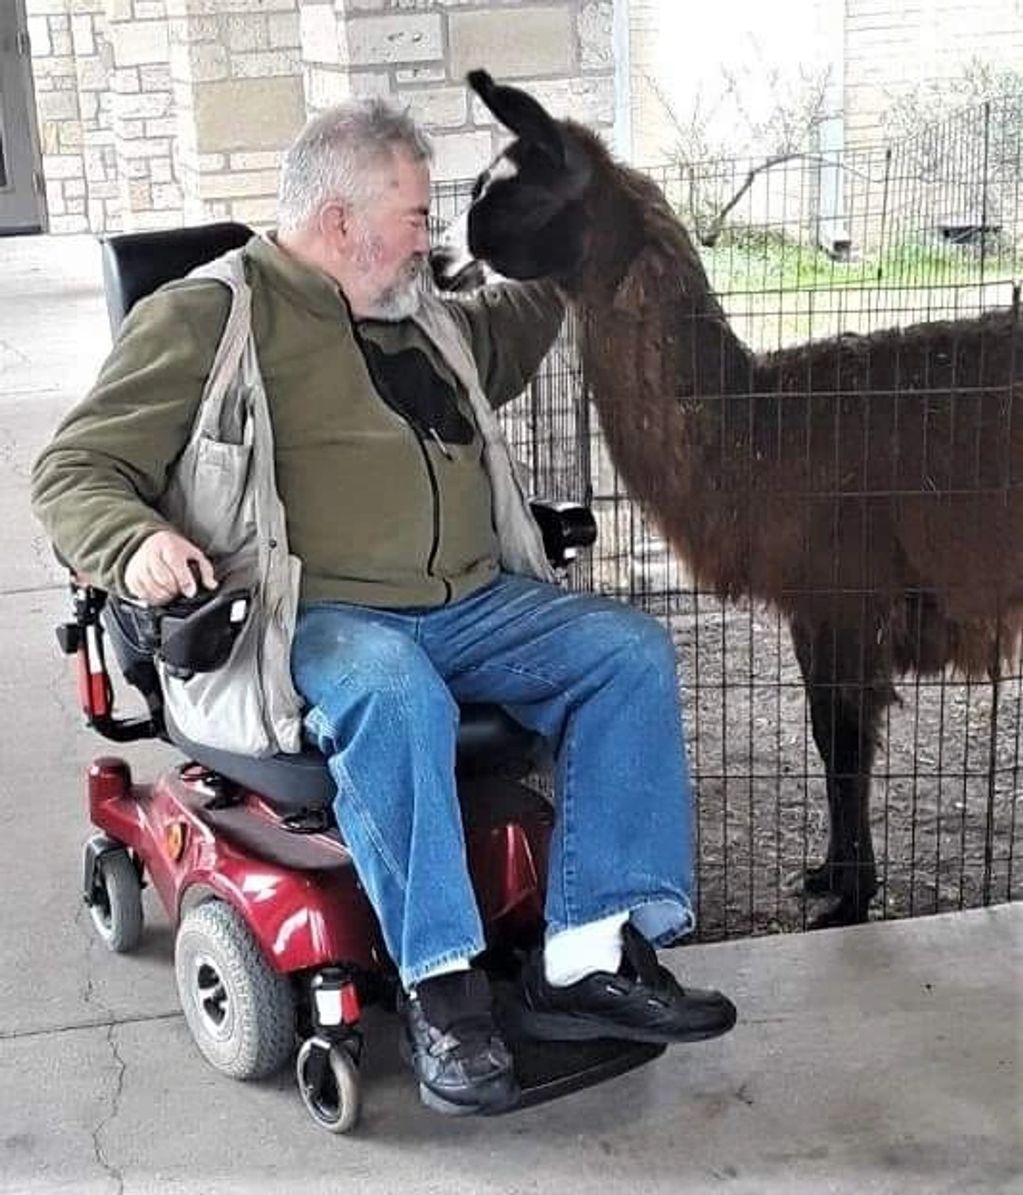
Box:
[291,573,695,988]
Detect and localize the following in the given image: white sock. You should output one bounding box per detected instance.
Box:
[543,911,629,987]
[413,956,471,990]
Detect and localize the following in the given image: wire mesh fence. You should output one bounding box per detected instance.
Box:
[433,98,1022,942]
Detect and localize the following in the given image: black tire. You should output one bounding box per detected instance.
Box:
[88,847,143,954]
[296,1037,362,1134]
[175,900,295,1080]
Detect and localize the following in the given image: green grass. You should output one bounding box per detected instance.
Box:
[700,226,1020,297]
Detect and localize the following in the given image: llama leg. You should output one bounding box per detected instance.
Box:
[791,619,883,924]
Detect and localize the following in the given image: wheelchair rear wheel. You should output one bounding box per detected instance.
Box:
[175,899,295,1080]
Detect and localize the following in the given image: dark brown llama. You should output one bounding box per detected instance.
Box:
[434,71,1023,926]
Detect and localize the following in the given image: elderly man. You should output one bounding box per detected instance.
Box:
[31,99,735,1117]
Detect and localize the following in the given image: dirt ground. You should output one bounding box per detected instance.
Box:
[574,500,1021,940]
[657,588,1021,941]
[527,551,1020,943]
[561,422,1021,940]
[521,288,1022,943]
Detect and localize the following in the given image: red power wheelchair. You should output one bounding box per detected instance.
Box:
[62,222,664,1133]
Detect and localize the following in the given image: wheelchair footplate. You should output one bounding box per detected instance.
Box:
[490,977,665,1111]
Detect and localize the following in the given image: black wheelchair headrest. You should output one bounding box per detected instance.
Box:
[99,221,254,333]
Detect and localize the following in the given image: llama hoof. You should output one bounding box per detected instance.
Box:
[808,896,872,929]
[802,862,840,897]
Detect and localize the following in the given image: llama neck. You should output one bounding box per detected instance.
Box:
[569,157,754,402]
[565,153,758,576]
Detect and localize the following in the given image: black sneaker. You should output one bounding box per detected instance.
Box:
[515,922,737,1045]
[400,969,520,1115]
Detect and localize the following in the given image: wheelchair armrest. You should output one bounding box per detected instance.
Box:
[113,585,251,679]
[57,578,160,742]
[529,500,597,569]
[56,569,251,744]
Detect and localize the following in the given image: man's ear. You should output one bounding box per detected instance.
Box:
[318,199,349,243]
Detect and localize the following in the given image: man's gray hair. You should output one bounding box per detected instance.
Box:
[278,99,432,232]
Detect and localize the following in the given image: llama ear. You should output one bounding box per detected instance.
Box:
[467,69,565,167]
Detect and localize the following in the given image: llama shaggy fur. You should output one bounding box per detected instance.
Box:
[441,72,1023,924]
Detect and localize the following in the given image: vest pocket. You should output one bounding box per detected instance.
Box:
[177,436,254,561]
[157,564,303,758]
[158,605,275,757]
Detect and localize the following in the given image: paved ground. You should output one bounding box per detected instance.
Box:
[0,233,1020,1195]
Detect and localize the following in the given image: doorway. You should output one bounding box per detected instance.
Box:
[0,0,45,234]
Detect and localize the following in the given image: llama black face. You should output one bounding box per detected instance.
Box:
[430,153,520,290]
[431,70,590,289]
[465,140,587,281]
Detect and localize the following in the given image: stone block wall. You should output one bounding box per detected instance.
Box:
[27,0,615,233]
[27,0,119,233]
[302,1,615,183]
[843,0,1023,146]
[166,0,304,227]
[26,0,184,233]
[107,2,179,232]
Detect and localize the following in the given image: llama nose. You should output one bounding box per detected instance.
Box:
[429,245,451,273]
[430,247,488,293]
[429,245,482,291]
[429,246,456,288]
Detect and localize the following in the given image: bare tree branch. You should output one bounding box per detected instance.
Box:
[644,59,841,244]
[698,153,829,246]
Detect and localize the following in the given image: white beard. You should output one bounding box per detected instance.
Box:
[355,232,427,322]
[365,264,426,321]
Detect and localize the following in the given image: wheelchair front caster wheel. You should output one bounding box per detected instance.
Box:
[296,1036,362,1134]
[85,842,143,953]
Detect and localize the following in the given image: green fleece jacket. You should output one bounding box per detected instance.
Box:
[31,234,565,606]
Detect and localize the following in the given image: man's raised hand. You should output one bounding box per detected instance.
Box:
[124,529,217,604]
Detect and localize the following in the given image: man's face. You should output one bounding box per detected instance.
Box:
[344,149,432,321]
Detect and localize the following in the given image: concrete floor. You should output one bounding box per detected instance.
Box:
[0,233,1020,1195]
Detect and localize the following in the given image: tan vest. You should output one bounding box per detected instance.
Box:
[157,248,553,757]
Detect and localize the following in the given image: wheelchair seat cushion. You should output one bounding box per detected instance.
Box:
[167,703,548,813]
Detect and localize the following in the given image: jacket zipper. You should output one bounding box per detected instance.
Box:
[350,327,452,604]
[410,432,451,603]
[427,425,453,459]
